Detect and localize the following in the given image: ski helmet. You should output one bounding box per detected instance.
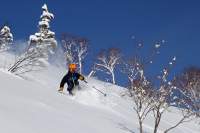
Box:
[69,63,77,70]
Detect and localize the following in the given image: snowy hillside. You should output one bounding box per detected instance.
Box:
[0,53,199,133]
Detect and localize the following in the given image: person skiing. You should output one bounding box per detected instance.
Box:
[58,64,85,95]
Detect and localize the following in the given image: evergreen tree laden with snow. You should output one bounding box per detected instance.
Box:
[8,4,56,74]
[0,25,13,52]
[29,4,57,59]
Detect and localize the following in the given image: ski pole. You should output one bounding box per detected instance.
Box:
[83,80,88,84]
[83,80,107,97]
[92,85,107,97]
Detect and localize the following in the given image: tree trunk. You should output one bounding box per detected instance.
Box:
[153,123,158,133]
[153,117,161,133]
[153,110,161,133]
[139,119,143,133]
[79,57,82,74]
[111,71,115,84]
[88,70,96,77]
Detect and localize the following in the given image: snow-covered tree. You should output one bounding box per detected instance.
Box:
[8,4,56,75]
[175,67,200,100]
[123,43,160,133]
[127,62,154,133]
[166,67,200,133]
[0,25,13,52]
[61,33,88,74]
[90,48,121,84]
[29,4,57,59]
[151,58,176,133]
[77,39,88,74]
[122,43,196,133]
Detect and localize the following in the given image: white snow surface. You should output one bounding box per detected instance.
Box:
[0,53,200,133]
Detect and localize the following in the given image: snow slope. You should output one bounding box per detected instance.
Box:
[0,68,135,133]
[0,53,200,133]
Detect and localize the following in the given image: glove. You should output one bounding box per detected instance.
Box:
[79,75,85,80]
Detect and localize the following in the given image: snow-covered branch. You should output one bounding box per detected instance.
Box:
[8,43,48,74]
[124,54,154,133]
[91,48,121,84]
[29,4,57,59]
[61,33,88,74]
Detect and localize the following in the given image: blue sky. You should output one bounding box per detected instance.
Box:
[0,0,200,85]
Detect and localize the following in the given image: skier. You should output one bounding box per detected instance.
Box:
[58,64,85,95]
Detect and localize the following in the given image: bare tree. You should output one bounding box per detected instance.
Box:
[122,43,195,133]
[92,48,121,84]
[61,33,88,74]
[163,67,200,133]
[127,64,154,133]
[175,67,200,100]
[121,42,161,83]
[8,43,47,75]
[122,43,162,133]
[145,59,200,133]
[61,34,77,64]
[76,38,88,74]
[150,57,176,133]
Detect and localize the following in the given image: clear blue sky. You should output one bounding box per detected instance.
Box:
[0,0,200,85]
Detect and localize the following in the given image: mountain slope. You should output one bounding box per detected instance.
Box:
[0,66,199,133]
[0,69,135,133]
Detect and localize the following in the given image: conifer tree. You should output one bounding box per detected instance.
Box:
[0,25,13,52]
